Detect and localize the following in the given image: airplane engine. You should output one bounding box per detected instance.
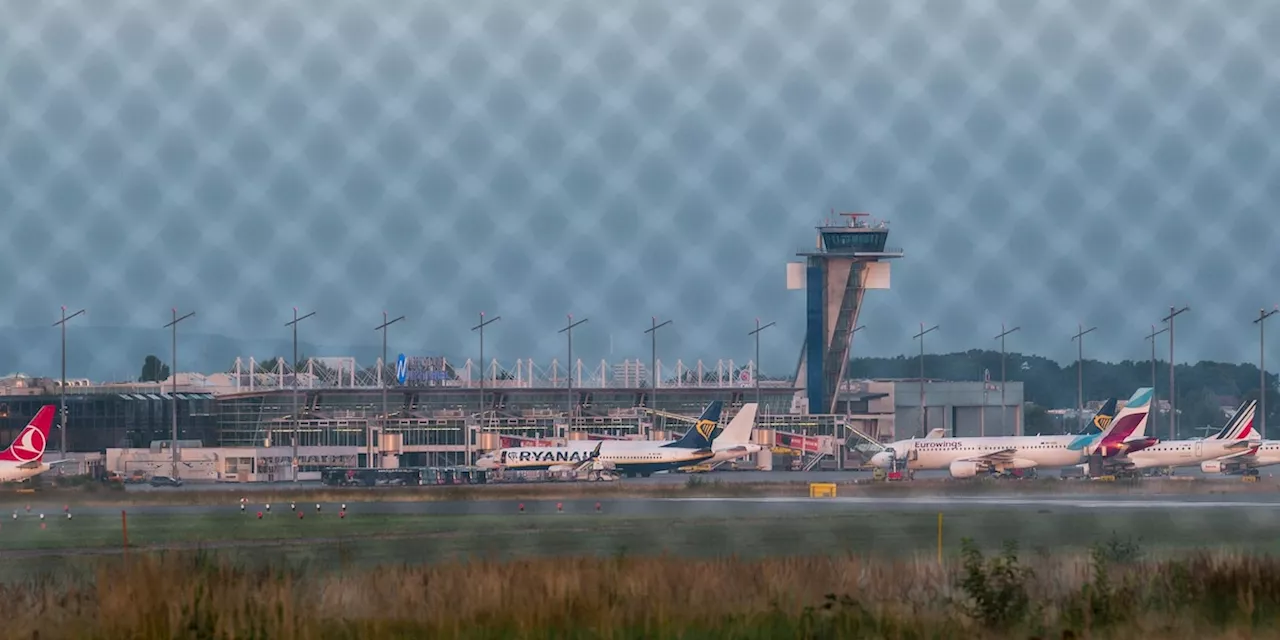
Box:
[948,460,982,478]
[1009,458,1038,469]
[1200,460,1223,474]
[548,464,577,472]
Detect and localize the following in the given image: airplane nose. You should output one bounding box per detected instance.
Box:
[870,452,891,468]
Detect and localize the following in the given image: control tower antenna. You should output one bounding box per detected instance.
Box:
[790,210,903,416]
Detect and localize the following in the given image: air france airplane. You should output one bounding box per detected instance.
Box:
[1111,399,1259,474]
[1202,404,1280,476]
[475,401,723,478]
[869,390,1151,478]
[0,406,59,483]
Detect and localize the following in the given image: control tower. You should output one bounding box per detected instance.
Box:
[789,212,903,414]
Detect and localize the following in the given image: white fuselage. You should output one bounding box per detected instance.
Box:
[0,462,48,483]
[874,435,1085,472]
[478,442,713,474]
[565,439,761,465]
[1204,441,1280,473]
[1123,438,1258,469]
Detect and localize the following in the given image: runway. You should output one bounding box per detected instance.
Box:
[18,491,1280,519]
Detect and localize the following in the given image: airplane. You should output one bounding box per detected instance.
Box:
[564,403,761,467]
[868,392,1146,479]
[0,406,59,483]
[1110,399,1259,475]
[475,401,723,478]
[1200,404,1277,476]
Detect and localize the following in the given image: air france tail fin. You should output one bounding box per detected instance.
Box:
[1214,400,1258,441]
[664,401,723,449]
[715,403,757,446]
[0,405,56,464]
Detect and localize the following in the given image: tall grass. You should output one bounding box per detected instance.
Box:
[5,544,1280,638]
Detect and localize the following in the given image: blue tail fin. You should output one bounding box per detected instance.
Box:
[663,401,723,449]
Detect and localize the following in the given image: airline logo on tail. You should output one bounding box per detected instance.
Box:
[1213,400,1257,442]
[0,406,55,464]
[1094,388,1154,456]
[1066,397,1119,451]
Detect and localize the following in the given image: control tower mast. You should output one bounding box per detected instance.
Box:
[789,212,903,414]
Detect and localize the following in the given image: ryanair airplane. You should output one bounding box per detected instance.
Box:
[475,401,723,478]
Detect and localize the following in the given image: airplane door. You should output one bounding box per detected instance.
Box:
[1194,441,1202,458]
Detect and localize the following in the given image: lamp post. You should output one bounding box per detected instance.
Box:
[1255,307,1278,439]
[644,317,672,432]
[1145,324,1169,433]
[1162,306,1189,439]
[285,308,315,482]
[52,306,85,456]
[163,308,195,479]
[1071,324,1097,433]
[471,312,500,465]
[993,324,1021,435]
[374,311,405,469]
[913,323,939,435]
[748,318,776,409]
[558,314,588,424]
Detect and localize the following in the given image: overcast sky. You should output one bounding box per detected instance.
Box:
[2,0,1276,376]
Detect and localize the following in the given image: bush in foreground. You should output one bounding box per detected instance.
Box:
[3,544,1280,638]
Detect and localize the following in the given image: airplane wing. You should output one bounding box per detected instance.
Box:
[925,428,946,440]
[956,448,1019,468]
[1215,444,1260,462]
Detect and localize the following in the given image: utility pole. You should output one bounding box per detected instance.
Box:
[1255,307,1278,439]
[993,324,1020,435]
[1145,324,1169,434]
[164,308,195,479]
[1071,324,1097,433]
[644,317,672,433]
[471,312,500,464]
[374,311,405,469]
[913,323,939,436]
[748,318,776,409]
[285,308,315,482]
[1162,306,1189,440]
[558,314,588,425]
[53,306,85,456]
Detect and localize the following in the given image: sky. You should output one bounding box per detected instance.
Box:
[1,0,1278,379]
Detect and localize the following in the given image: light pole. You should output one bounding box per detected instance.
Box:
[913,323,939,435]
[285,308,315,482]
[748,318,776,409]
[994,324,1021,435]
[52,306,85,456]
[374,311,405,469]
[1071,324,1097,433]
[558,315,588,425]
[1162,305,1189,439]
[644,317,672,432]
[163,308,195,479]
[471,312,500,464]
[1145,324,1169,434]
[1255,307,1278,439]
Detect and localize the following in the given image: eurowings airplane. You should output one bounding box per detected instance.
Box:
[475,401,724,478]
[565,403,760,466]
[869,393,1144,478]
[1070,388,1158,458]
[1111,399,1259,474]
[0,406,59,483]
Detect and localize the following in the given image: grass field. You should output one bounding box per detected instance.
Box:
[5,502,1280,584]
[7,544,1280,638]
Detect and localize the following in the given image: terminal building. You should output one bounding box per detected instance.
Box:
[0,213,1023,480]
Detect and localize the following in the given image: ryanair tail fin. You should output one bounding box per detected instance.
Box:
[664,401,723,449]
[1085,398,1118,434]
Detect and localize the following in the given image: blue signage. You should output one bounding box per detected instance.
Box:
[396,354,407,384]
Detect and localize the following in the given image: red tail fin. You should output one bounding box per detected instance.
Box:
[0,406,56,464]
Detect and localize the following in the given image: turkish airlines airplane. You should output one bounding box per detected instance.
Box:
[0,405,59,483]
